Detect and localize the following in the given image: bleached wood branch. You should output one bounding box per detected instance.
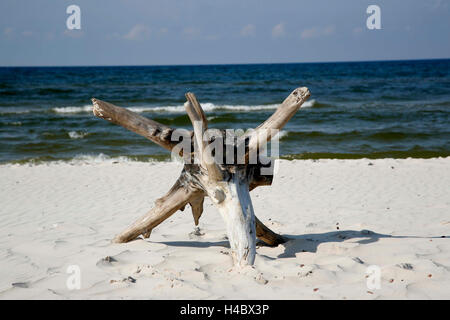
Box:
[92,98,179,151]
[113,179,199,243]
[244,87,310,162]
[184,92,222,181]
[94,87,308,266]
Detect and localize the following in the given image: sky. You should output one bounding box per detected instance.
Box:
[0,0,449,66]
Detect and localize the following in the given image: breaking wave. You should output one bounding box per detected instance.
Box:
[51,100,316,114]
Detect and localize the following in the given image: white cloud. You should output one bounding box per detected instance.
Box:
[45,32,55,40]
[182,27,200,39]
[63,29,84,38]
[323,25,335,36]
[3,27,13,37]
[180,27,219,41]
[205,34,220,41]
[271,23,285,38]
[107,32,121,40]
[300,27,318,39]
[108,26,167,40]
[22,31,33,37]
[240,24,255,37]
[123,24,151,40]
[301,25,335,39]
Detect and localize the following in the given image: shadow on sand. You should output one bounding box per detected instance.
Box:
[159,240,230,248]
[157,229,448,259]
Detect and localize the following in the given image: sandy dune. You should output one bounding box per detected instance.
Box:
[0,158,449,299]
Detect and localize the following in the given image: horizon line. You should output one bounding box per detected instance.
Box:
[0,57,449,68]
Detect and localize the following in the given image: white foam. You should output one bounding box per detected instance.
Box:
[52,105,92,113]
[68,131,88,139]
[301,99,316,108]
[52,100,316,114]
[111,103,281,114]
[273,130,289,140]
[19,153,157,166]
[57,154,175,166]
[1,121,23,126]
[69,153,134,164]
[0,109,31,115]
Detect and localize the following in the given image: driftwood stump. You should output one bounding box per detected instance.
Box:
[91,87,310,266]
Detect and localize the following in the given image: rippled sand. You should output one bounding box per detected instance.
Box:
[0,158,449,299]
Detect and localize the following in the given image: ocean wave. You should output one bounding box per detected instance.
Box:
[282,149,450,160]
[68,154,146,164]
[0,109,31,115]
[3,100,317,115]
[133,103,281,113]
[52,105,92,113]
[68,131,89,139]
[273,130,289,140]
[283,130,439,142]
[1,121,22,126]
[50,100,316,114]
[4,149,449,166]
[3,153,173,166]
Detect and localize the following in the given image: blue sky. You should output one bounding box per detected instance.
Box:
[0,0,449,66]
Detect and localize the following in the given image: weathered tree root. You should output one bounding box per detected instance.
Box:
[92,87,310,266]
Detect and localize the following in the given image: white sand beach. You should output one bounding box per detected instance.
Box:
[0,158,449,300]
